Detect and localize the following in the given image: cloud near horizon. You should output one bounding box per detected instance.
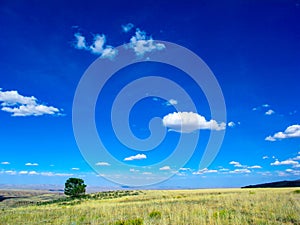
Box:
[0,89,61,117]
[25,162,39,166]
[162,112,226,133]
[95,162,111,166]
[159,166,171,171]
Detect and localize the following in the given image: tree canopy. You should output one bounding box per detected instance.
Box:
[64,177,86,197]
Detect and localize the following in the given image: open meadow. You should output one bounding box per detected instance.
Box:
[0,188,300,225]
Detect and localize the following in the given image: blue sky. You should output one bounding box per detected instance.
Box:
[0,0,300,188]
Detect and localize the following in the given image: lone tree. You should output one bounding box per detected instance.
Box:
[64,178,86,198]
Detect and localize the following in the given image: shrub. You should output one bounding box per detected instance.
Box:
[114,218,143,225]
[149,210,162,219]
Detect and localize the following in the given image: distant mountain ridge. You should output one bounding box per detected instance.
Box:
[242,179,300,188]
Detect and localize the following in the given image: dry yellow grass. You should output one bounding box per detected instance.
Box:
[1,188,300,225]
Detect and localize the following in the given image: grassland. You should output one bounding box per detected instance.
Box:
[0,188,300,225]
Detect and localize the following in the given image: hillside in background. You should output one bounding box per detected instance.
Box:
[242,180,300,188]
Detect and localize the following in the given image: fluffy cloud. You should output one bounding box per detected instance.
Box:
[122,23,134,33]
[162,112,226,133]
[265,125,300,141]
[1,161,10,165]
[95,162,111,166]
[74,33,87,49]
[71,167,80,170]
[2,169,73,177]
[2,104,60,117]
[262,156,269,159]
[248,165,262,169]
[25,162,39,166]
[128,29,165,56]
[19,171,28,175]
[5,170,16,175]
[192,168,218,175]
[229,161,243,167]
[159,166,171,171]
[293,155,300,161]
[271,159,299,166]
[229,169,251,174]
[124,153,147,161]
[0,89,61,117]
[28,171,38,175]
[74,33,118,59]
[265,109,275,115]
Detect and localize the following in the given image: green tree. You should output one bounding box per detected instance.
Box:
[64,178,86,198]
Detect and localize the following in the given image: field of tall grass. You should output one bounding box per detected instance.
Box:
[1,188,300,225]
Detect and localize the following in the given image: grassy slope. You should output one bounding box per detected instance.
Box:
[0,188,300,225]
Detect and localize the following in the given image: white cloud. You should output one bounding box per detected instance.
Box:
[159,166,171,171]
[229,161,243,167]
[179,167,192,172]
[265,109,275,115]
[124,153,147,161]
[90,34,106,54]
[265,136,276,141]
[2,104,60,117]
[74,33,87,49]
[71,168,80,170]
[266,125,300,141]
[19,171,28,175]
[25,162,39,166]
[5,170,16,175]
[165,99,178,106]
[0,89,61,117]
[229,169,251,174]
[142,172,152,175]
[219,168,229,172]
[162,112,226,133]
[252,104,270,112]
[40,172,73,177]
[271,159,299,166]
[95,162,111,166]
[1,161,10,165]
[129,168,139,172]
[122,23,134,32]
[128,28,165,56]
[293,155,300,161]
[101,46,118,59]
[284,169,300,176]
[248,165,262,169]
[228,121,235,127]
[262,156,269,159]
[0,90,36,106]
[193,168,218,175]
[28,171,38,175]
[73,33,118,59]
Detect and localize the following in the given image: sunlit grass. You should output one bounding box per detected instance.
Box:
[1,188,299,224]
